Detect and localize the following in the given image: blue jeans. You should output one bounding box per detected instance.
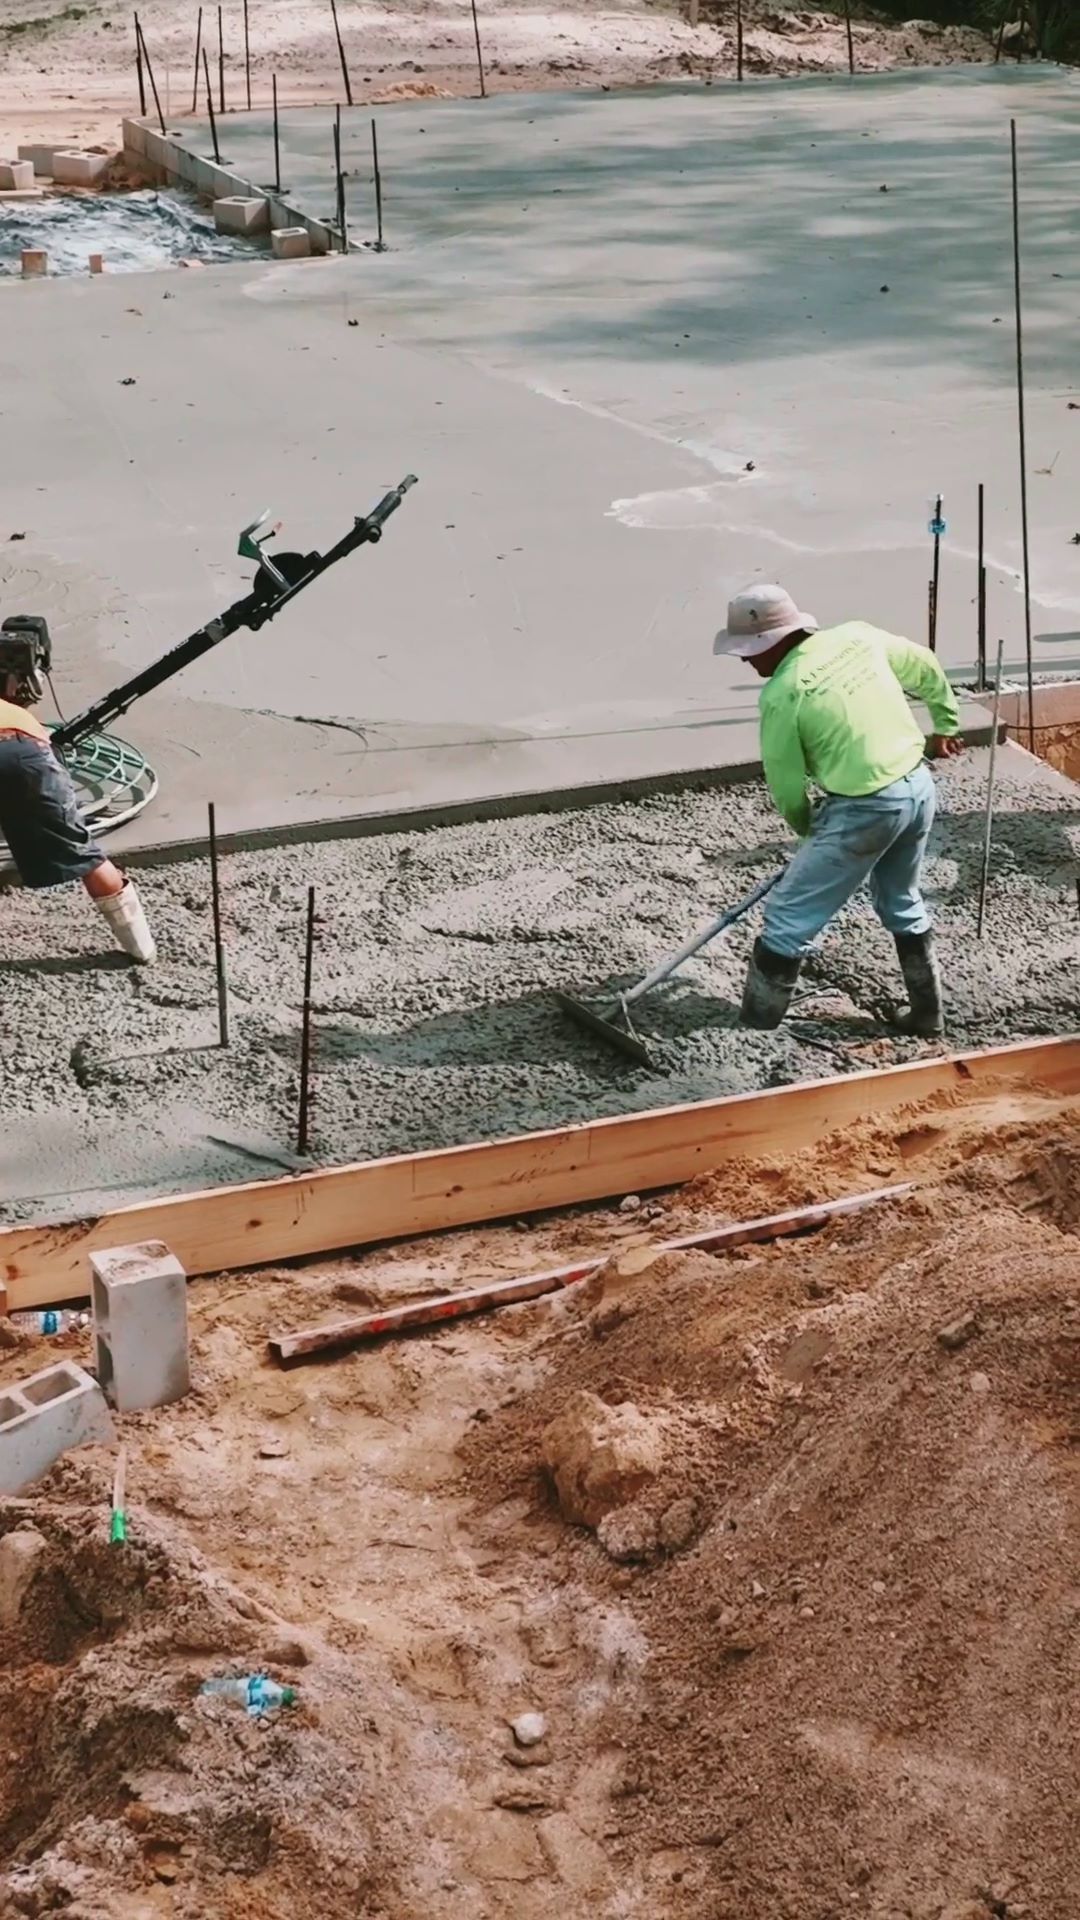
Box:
[764,764,936,959]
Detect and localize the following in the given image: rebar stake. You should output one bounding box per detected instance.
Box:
[208,802,229,1048]
[297,885,316,1156]
[1011,119,1035,754]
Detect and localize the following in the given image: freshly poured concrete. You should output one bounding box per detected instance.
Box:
[1,66,1076,857]
[1,743,1076,1222]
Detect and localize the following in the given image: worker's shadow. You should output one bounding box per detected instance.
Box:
[0,951,131,977]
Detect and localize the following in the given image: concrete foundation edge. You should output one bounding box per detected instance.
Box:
[122,117,336,254]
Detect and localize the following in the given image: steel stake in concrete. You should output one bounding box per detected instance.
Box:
[217,1,225,113]
[134,10,147,116]
[372,116,385,250]
[928,492,944,654]
[191,4,203,114]
[135,14,167,135]
[243,0,251,109]
[470,0,487,97]
[329,0,353,106]
[272,72,282,192]
[203,47,221,161]
[844,0,855,73]
[976,631,1006,940]
[208,802,229,1048]
[976,482,987,690]
[1011,119,1035,754]
[297,884,316,1156]
[736,0,744,80]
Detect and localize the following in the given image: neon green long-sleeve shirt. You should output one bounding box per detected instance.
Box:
[758,621,961,837]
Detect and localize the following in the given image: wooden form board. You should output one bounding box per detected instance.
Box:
[2,1031,1079,1313]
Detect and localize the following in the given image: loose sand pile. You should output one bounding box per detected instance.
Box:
[1,1085,1077,1916]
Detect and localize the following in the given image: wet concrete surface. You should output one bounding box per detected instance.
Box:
[1,742,1075,1222]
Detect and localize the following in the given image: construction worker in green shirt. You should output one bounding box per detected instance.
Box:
[713,584,964,1036]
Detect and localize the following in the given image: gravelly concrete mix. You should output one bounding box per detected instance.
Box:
[0,744,1076,1223]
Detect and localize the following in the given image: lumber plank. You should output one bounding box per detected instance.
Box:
[269,1182,912,1361]
[1,1032,1077,1313]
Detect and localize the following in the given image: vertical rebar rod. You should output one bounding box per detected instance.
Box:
[372,116,384,250]
[1011,119,1035,754]
[192,4,203,113]
[470,0,487,97]
[334,105,348,252]
[208,802,229,1048]
[217,2,225,112]
[134,11,147,116]
[994,7,1007,60]
[243,0,251,108]
[929,491,943,654]
[329,0,353,105]
[736,0,743,80]
[976,482,987,689]
[272,71,281,191]
[297,885,316,1156]
[203,47,221,159]
[844,0,855,74]
[976,632,1006,940]
[136,16,167,134]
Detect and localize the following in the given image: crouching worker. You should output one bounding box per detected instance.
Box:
[0,617,155,963]
[713,586,963,1036]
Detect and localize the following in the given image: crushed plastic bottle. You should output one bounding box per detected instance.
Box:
[200,1674,297,1717]
[9,1310,90,1336]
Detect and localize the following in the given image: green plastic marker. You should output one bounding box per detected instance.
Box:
[110,1446,128,1545]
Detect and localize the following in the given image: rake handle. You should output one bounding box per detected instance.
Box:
[619,868,783,1012]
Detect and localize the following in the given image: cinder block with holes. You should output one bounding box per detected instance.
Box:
[271,226,311,260]
[17,144,57,177]
[91,1241,190,1413]
[214,195,269,236]
[52,151,111,187]
[0,160,34,191]
[0,1362,114,1494]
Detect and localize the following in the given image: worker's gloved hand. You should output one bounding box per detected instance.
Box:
[928,732,964,760]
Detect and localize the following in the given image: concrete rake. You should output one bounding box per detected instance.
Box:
[554,868,783,1070]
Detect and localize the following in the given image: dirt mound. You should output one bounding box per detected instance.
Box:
[462,1150,1080,1917]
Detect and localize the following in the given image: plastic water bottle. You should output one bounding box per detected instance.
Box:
[9,1310,90,1336]
[200,1674,297,1716]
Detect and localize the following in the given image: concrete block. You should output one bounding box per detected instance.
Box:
[0,160,34,191]
[214,195,269,237]
[91,1240,190,1413]
[89,254,104,274]
[17,143,56,176]
[271,226,312,260]
[0,1363,114,1495]
[52,150,111,187]
[21,250,47,277]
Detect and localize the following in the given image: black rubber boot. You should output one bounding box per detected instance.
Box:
[890,931,944,1037]
[741,938,802,1030]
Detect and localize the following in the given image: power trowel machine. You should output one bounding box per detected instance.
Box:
[0,473,417,835]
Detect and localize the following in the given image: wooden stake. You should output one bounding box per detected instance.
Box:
[844,0,855,73]
[192,4,203,114]
[217,1,225,113]
[208,802,229,1048]
[136,15,167,134]
[297,885,316,1156]
[1010,119,1035,754]
[134,10,147,115]
[272,71,281,192]
[470,0,487,97]
[270,1183,913,1360]
[976,631,1006,940]
[372,116,384,250]
[329,0,353,106]
[976,481,987,689]
[203,46,221,159]
[243,0,251,108]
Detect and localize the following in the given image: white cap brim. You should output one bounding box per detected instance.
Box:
[713,612,818,660]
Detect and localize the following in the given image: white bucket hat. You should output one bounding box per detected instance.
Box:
[713,584,818,660]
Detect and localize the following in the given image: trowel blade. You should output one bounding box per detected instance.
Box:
[552,990,657,1071]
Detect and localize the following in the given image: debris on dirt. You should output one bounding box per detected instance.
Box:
[541,1389,666,1529]
[938,1309,980,1350]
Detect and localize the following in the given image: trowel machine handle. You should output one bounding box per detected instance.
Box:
[50,474,418,755]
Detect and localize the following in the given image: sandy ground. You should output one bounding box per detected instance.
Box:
[0,0,994,155]
[2,743,1078,1221]
[2,1078,1078,1917]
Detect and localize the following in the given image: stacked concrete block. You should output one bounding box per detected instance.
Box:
[271,226,312,260]
[90,1241,190,1413]
[214,195,269,237]
[0,1362,114,1495]
[17,144,57,177]
[0,160,34,191]
[52,151,111,187]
